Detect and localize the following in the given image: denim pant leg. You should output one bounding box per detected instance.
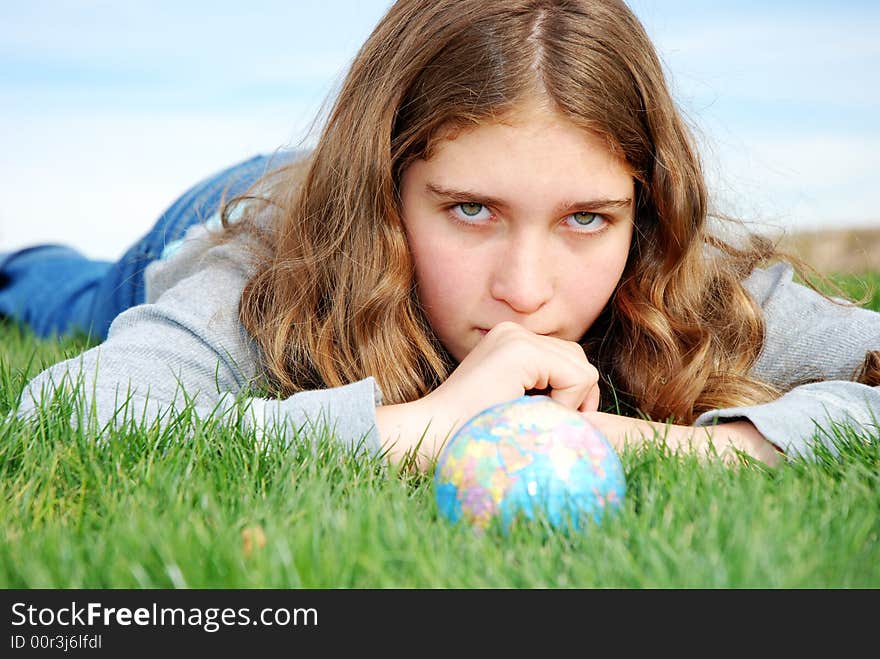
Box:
[0,151,297,340]
[0,245,113,339]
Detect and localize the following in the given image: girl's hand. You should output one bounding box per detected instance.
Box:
[377,322,600,468]
[428,321,601,421]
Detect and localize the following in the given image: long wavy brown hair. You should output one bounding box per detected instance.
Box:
[219,0,876,423]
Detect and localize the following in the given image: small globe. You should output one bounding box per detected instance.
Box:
[434,395,626,533]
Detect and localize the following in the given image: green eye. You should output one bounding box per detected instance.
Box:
[564,211,608,234]
[572,211,598,225]
[459,203,484,217]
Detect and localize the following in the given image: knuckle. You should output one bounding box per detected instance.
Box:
[492,321,521,336]
[562,339,587,360]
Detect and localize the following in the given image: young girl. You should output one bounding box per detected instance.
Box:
[2,0,878,469]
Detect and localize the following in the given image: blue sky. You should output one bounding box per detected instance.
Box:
[2,0,878,259]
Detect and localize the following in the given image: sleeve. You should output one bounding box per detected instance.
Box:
[12,223,384,457]
[694,262,880,460]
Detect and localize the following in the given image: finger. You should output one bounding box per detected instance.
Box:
[548,370,600,412]
[515,344,598,412]
[554,337,594,368]
[540,337,601,412]
[549,385,588,411]
[544,362,599,411]
[535,336,600,388]
[578,382,601,413]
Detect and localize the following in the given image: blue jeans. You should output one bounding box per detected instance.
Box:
[0,151,297,340]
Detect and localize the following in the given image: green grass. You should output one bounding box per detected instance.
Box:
[1,272,878,588]
[810,270,880,311]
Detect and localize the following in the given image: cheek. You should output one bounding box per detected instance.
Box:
[570,265,622,305]
[409,235,477,314]
[562,238,631,323]
[414,253,453,308]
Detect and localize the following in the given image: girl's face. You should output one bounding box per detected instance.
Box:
[399,101,635,363]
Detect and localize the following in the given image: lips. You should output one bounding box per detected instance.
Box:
[476,326,553,337]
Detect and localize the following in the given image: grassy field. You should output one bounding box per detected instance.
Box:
[0,272,878,588]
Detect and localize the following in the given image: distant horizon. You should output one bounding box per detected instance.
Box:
[2,0,878,260]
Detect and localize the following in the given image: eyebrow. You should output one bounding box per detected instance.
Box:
[425,182,633,214]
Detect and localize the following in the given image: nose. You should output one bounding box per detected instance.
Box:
[489,232,553,314]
